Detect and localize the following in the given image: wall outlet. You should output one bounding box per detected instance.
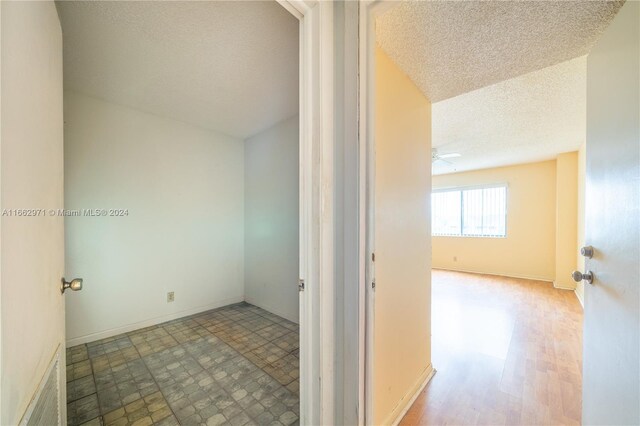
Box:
[453,256,457,262]
[167,291,175,303]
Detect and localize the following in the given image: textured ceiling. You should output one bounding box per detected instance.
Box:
[431,56,586,175]
[57,1,298,139]
[376,0,623,102]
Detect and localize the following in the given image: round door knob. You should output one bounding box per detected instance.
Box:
[580,245,594,258]
[572,270,594,284]
[61,278,83,294]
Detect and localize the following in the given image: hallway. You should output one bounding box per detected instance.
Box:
[401,270,583,425]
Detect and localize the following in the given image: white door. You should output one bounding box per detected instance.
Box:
[1,1,67,424]
[582,2,639,424]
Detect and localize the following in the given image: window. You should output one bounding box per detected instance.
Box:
[432,185,507,237]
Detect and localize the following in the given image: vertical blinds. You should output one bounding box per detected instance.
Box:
[432,185,507,237]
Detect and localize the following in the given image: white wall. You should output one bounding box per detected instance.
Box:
[64,91,245,345]
[244,116,299,323]
[1,2,66,423]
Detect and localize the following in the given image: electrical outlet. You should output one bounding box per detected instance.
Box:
[167,291,175,303]
[453,256,457,262]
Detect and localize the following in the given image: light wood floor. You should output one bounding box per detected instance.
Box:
[400,270,583,426]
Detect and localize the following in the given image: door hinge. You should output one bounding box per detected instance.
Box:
[372,252,375,262]
[298,279,305,292]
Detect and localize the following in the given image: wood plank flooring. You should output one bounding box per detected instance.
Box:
[400,270,583,426]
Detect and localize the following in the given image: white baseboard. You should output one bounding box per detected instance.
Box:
[575,288,584,307]
[383,364,436,426]
[66,296,244,346]
[553,281,577,291]
[244,297,299,324]
[433,267,553,283]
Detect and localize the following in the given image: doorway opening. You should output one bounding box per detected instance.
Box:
[0,0,337,424]
[361,1,626,424]
[59,2,302,424]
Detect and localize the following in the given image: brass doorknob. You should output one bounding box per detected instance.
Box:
[61,278,83,294]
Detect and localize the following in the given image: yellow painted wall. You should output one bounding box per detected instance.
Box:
[576,143,586,305]
[374,47,432,424]
[432,161,557,281]
[555,152,579,289]
[433,155,582,287]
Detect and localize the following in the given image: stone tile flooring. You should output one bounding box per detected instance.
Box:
[66,303,299,426]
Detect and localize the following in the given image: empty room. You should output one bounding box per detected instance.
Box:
[58,2,301,425]
[367,1,636,425]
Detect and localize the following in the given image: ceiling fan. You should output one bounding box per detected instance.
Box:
[432,148,461,165]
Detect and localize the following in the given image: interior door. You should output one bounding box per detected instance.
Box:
[582,2,639,424]
[1,2,66,424]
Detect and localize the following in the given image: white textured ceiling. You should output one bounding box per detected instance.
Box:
[376,0,623,103]
[376,1,621,175]
[57,1,298,139]
[431,56,586,175]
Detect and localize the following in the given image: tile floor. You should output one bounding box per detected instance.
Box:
[66,303,299,426]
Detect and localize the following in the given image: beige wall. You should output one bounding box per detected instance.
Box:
[433,160,557,281]
[374,47,432,425]
[244,116,299,323]
[575,143,586,305]
[433,155,583,289]
[1,2,66,423]
[555,152,579,289]
[64,91,245,345]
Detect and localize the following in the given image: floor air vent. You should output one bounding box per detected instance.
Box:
[20,349,61,426]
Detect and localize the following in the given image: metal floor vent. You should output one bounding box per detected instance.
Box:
[20,349,60,426]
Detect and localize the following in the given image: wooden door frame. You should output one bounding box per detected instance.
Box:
[359,2,376,424]
[276,1,335,424]
[360,2,382,424]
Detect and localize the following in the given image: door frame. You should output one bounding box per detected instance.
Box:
[358,2,386,424]
[359,1,426,424]
[276,1,335,424]
[358,2,377,424]
[0,1,335,424]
